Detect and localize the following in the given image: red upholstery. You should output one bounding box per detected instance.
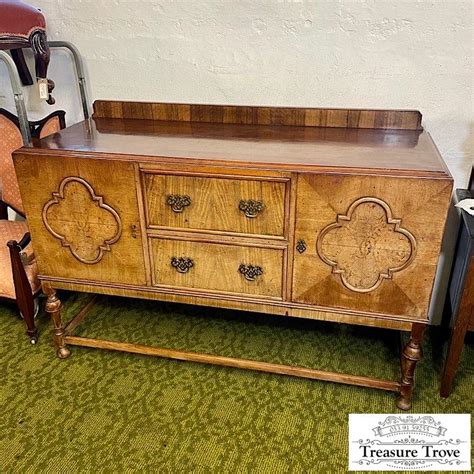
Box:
[0,0,45,44]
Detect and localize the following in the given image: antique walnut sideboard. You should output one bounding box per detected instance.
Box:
[13,101,453,409]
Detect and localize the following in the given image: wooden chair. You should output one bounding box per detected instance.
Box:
[0,0,55,104]
[440,168,474,396]
[0,108,65,343]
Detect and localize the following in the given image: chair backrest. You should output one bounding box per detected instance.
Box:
[0,109,24,214]
[31,110,66,139]
[0,108,65,215]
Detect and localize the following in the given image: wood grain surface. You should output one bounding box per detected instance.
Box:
[144,172,287,237]
[64,335,400,392]
[150,237,285,299]
[42,275,414,330]
[19,103,451,178]
[293,173,453,319]
[14,155,146,285]
[93,100,423,130]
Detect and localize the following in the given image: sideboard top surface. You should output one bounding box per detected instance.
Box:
[18,101,451,178]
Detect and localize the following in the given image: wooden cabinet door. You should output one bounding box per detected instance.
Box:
[15,155,146,285]
[292,173,452,319]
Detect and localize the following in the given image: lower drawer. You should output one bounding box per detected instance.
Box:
[150,238,284,298]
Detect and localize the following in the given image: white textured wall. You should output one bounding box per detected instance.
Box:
[1,0,472,322]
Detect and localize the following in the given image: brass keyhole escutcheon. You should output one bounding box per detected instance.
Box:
[296,239,307,254]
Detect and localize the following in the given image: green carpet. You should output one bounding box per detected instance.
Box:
[1,292,473,473]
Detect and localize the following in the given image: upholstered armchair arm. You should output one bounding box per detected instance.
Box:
[8,231,32,251]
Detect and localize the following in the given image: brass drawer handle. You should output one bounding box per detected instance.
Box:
[239,200,264,218]
[171,257,194,273]
[167,195,191,213]
[238,263,263,281]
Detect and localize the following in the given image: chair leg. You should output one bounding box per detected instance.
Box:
[18,296,39,344]
[8,238,38,344]
[10,49,34,86]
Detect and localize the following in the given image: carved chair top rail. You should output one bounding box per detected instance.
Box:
[93,100,423,131]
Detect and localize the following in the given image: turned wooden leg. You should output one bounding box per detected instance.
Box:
[44,285,70,359]
[397,323,426,410]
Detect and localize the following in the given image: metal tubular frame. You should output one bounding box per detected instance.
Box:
[48,41,90,121]
[0,40,89,146]
[0,50,31,144]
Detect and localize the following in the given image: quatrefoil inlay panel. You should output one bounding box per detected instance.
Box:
[316,197,416,293]
[42,177,122,264]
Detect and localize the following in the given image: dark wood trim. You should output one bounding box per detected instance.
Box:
[0,107,65,138]
[30,29,49,80]
[7,235,38,343]
[0,200,8,220]
[10,49,33,86]
[0,35,30,50]
[0,107,22,128]
[93,100,423,131]
[30,110,66,138]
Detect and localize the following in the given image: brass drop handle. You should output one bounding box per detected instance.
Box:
[131,224,139,239]
[167,195,191,213]
[239,200,264,218]
[171,257,194,273]
[238,264,263,281]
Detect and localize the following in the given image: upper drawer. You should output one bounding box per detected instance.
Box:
[143,173,287,237]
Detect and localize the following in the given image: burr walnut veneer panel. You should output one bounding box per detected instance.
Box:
[293,174,452,319]
[14,155,146,285]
